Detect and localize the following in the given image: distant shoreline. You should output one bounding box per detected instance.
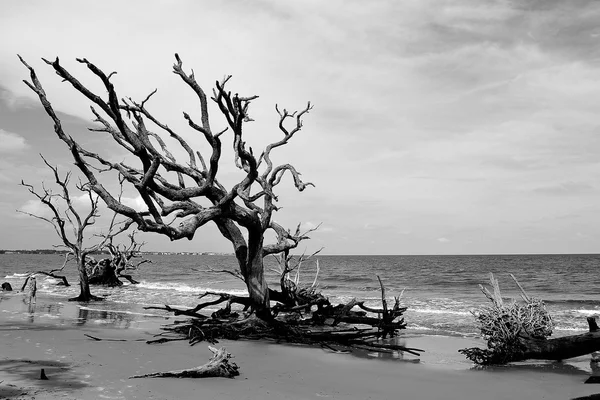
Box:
[0,250,234,256]
[1,250,599,257]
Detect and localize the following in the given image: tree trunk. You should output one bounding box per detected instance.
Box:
[244,231,271,320]
[514,318,600,361]
[462,317,600,364]
[88,259,123,286]
[69,254,100,301]
[217,219,271,320]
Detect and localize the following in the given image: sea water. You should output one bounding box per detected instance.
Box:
[1,253,599,338]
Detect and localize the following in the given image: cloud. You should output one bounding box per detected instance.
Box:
[0,88,35,111]
[3,1,600,254]
[72,192,99,206]
[121,195,148,211]
[534,182,595,196]
[0,129,28,153]
[17,199,51,218]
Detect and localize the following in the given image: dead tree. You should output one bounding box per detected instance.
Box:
[19,156,132,301]
[144,275,420,356]
[20,54,316,319]
[460,274,600,365]
[87,232,148,286]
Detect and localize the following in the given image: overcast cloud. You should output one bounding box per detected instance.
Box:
[1,0,599,255]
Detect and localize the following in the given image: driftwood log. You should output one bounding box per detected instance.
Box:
[86,233,147,286]
[460,274,600,365]
[513,317,600,361]
[129,346,239,379]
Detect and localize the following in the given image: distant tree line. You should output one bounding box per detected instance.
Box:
[0,249,108,255]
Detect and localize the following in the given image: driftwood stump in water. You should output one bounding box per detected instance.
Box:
[129,346,239,379]
[87,259,123,286]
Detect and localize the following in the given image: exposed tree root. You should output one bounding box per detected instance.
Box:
[68,294,104,302]
[460,274,600,365]
[129,346,239,379]
[86,232,147,287]
[145,276,422,357]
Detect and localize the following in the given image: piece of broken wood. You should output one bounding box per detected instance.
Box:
[129,346,239,379]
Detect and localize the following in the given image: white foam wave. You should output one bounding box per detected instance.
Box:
[554,326,586,332]
[407,324,433,331]
[136,280,247,296]
[410,308,471,316]
[3,273,30,279]
[572,309,600,316]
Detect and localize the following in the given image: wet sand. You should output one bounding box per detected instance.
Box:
[1,293,599,400]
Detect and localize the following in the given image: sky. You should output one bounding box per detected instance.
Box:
[1,0,600,255]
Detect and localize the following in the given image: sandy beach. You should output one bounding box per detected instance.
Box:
[1,293,599,400]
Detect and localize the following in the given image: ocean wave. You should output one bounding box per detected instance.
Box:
[136,280,248,296]
[553,326,587,332]
[77,306,164,318]
[568,309,600,316]
[409,308,471,316]
[324,276,371,283]
[406,324,432,331]
[3,273,30,279]
[545,299,600,306]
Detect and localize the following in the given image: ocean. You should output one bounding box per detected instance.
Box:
[1,253,599,337]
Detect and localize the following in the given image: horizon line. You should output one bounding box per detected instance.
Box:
[2,249,599,257]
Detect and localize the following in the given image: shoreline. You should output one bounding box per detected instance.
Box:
[1,293,600,399]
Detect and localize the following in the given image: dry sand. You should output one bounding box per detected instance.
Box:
[1,293,599,400]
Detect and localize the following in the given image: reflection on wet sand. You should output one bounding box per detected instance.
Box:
[74,306,135,329]
[321,336,422,363]
[0,294,166,330]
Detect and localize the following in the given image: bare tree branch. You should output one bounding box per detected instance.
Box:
[20,53,317,317]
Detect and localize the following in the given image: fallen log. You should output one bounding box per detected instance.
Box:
[460,274,600,365]
[129,346,239,379]
[34,271,70,286]
[462,317,600,364]
[514,317,600,362]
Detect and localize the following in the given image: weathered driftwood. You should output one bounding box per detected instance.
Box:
[460,274,600,365]
[87,233,147,287]
[146,273,422,357]
[514,317,600,361]
[35,271,70,286]
[129,346,239,379]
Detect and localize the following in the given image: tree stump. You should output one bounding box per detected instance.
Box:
[88,259,123,286]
